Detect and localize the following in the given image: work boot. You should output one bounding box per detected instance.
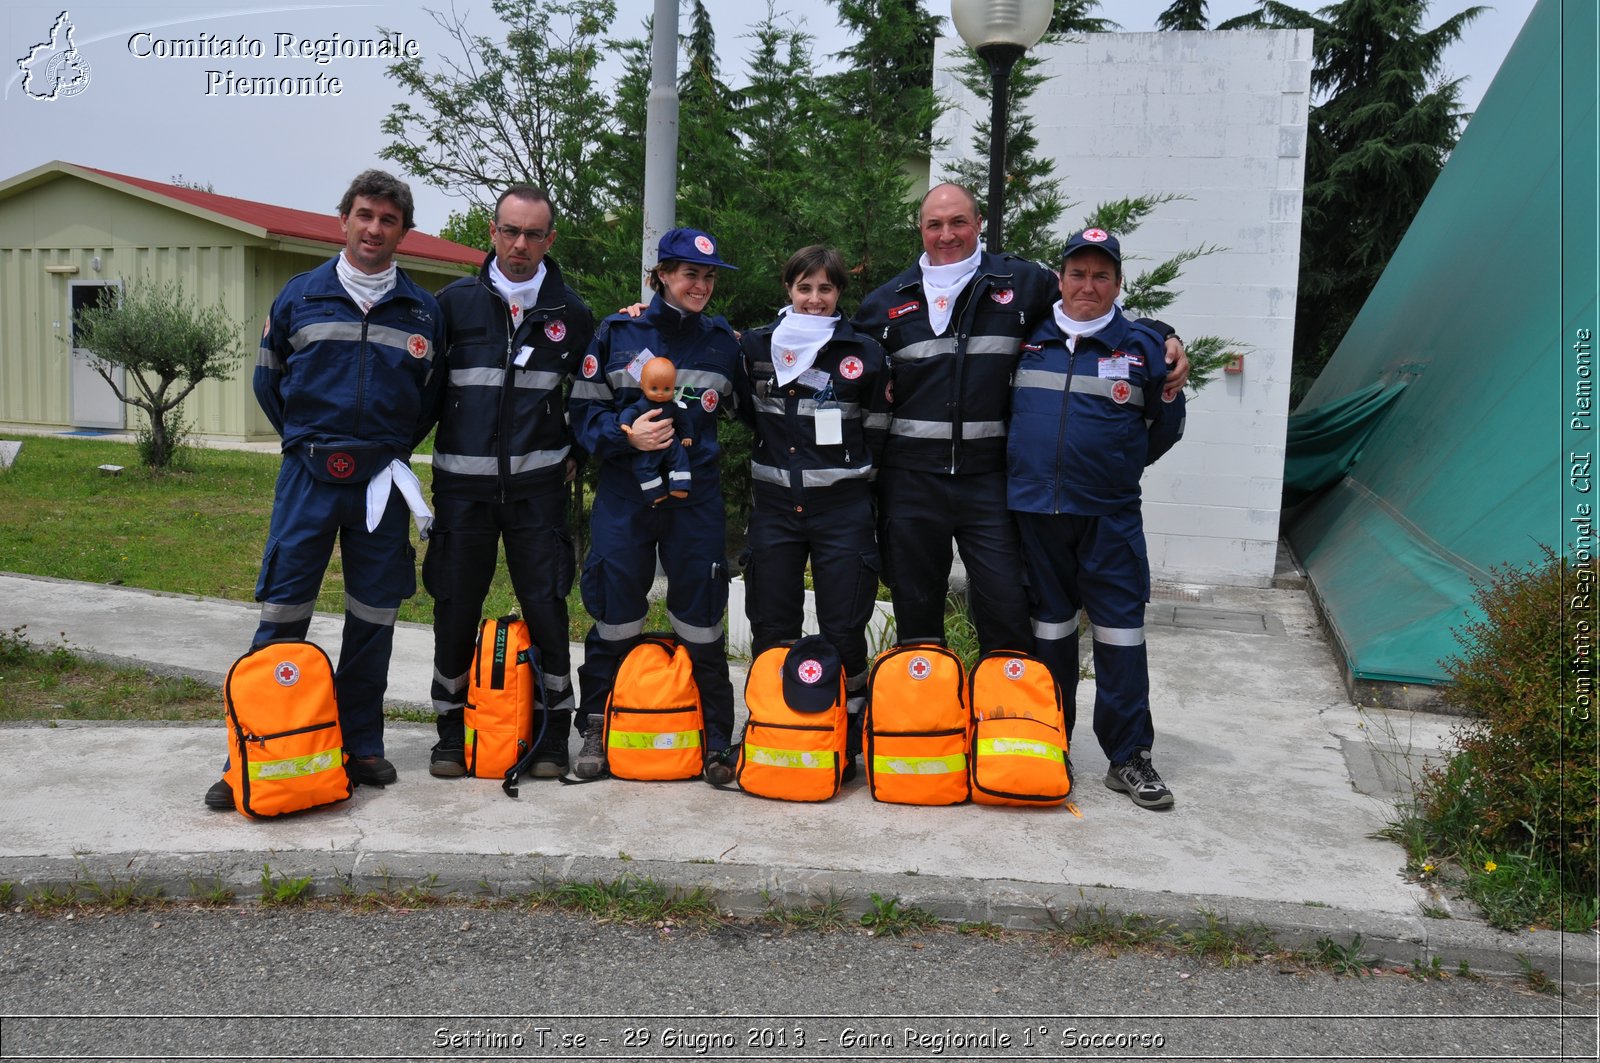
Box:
[204,778,234,811]
[573,717,608,779]
[531,709,572,778]
[429,708,466,778]
[348,754,398,787]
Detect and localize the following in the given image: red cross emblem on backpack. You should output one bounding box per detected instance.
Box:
[908,655,931,681]
[1004,658,1026,680]
[274,661,301,687]
[326,452,355,479]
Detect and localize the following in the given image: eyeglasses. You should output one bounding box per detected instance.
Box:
[495,224,550,243]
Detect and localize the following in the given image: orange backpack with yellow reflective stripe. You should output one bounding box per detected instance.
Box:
[464,615,538,779]
[604,635,704,780]
[736,639,849,801]
[967,650,1072,807]
[223,639,351,818]
[863,640,970,805]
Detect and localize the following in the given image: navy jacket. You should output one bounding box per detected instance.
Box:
[1007,307,1185,516]
[569,295,740,503]
[430,252,594,501]
[736,317,890,513]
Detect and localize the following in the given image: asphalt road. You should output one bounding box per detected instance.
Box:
[1,906,1594,1062]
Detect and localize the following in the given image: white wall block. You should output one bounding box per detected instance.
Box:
[932,30,1311,586]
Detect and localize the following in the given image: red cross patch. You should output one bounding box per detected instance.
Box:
[545,320,567,343]
[887,301,920,320]
[991,288,1014,305]
[1083,228,1109,242]
[908,655,932,681]
[934,296,949,312]
[700,388,719,413]
[780,349,797,367]
[325,452,356,479]
[694,235,715,255]
[1004,658,1026,680]
[274,661,300,687]
[407,334,429,359]
[582,354,599,378]
[1111,380,1132,404]
[838,356,863,380]
[797,659,823,684]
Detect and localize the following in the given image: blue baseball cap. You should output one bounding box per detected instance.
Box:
[657,227,739,270]
[1061,228,1122,266]
[782,635,842,713]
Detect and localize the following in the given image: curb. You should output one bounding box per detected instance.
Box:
[3,851,1591,988]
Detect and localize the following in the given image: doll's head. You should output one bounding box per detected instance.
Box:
[640,357,677,402]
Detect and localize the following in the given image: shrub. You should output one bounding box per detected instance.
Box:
[1415,547,1597,929]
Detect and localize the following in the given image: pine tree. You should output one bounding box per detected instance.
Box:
[1226,0,1484,403]
[1157,0,1210,31]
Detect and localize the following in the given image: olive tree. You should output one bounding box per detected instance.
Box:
[73,279,247,468]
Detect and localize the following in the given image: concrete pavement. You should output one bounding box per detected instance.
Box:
[0,569,1592,985]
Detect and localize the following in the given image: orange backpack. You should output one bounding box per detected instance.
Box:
[967,651,1072,807]
[604,635,704,780]
[736,637,848,801]
[464,615,538,779]
[863,641,970,805]
[223,640,350,818]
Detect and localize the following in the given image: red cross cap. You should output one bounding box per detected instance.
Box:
[1004,658,1026,680]
[991,288,1014,305]
[797,659,823,684]
[582,354,599,378]
[407,334,429,359]
[839,356,863,380]
[700,388,719,413]
[908,655,932,681]
[1111,380,1132,404]
[274,661,300,687]
[326,452,356,479]
[545,320,567,343]
[694,235,715,255]
[1083,228,1109,242]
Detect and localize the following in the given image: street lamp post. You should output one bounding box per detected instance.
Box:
[951,0,1053,252]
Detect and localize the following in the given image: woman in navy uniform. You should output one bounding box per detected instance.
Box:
[735,246,890,776]
[568,228,742,783]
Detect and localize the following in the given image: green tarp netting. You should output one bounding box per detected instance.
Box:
[1284,0,1594,684]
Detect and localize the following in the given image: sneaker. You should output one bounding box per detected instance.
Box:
[1104,749,1174,810]
[573,723,608,779]
[704,747,737,786]
[204,778,234,811]
[531,748,569,779]
[348,754,398,787]
[429,739,466,779]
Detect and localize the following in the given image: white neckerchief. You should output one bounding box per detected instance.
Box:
[770,307,839,386]
[367,459,433,539]
[488,258,546,326]
[1054,303,1116,351]
[336,253,396,314]
[918,248,981,336]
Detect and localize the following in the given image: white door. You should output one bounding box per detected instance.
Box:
[69,281,125,429]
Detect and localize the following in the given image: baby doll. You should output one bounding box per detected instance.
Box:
[619,356,693,504]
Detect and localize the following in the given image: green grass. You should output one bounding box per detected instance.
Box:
[858,892,937,937]
[0,625,219,722]
[0,435,662,639]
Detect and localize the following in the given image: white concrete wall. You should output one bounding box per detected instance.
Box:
[932,29,1312,587]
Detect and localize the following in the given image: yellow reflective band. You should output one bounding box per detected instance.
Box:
[746,745,836,771]
[872,752,966,775]
[609,729,702,751]
[976,737,1063,761]
[464,725,477,744]
[248,749,341,781]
